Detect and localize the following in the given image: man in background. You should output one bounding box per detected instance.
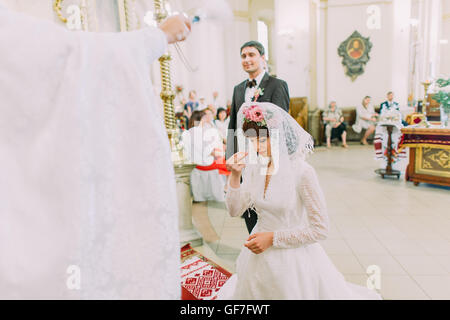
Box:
[380,91,408,126]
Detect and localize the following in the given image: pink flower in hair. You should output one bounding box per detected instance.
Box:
[243,105,263,122]
[242,107,251,119]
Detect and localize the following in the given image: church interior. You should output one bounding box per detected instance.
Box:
[1,0,449,300]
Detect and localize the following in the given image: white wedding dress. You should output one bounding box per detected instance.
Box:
[217,102,382,300]
[0,4,180,299]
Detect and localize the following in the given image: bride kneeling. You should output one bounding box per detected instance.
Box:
[218,102,381,300]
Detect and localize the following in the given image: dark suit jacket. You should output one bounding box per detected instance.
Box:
[380,100,409,126]
[379,101,399,114]
[225,72,290,160]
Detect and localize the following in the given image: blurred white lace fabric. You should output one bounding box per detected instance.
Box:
[0,4,180,299]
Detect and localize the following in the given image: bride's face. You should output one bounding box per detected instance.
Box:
[249,136,271,157]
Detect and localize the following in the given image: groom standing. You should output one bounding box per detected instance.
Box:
[226,41,290,233]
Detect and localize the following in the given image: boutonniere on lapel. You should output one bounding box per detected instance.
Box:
[252,87,264,102]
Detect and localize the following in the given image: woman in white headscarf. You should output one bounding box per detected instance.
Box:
[218,102,382,300]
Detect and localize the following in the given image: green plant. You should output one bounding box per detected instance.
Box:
[434,78,450,113]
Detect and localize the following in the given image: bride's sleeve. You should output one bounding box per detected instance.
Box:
[225,171,252,218]
[272,164,329,248]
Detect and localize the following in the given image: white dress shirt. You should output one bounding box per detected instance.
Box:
[244,71,266,103]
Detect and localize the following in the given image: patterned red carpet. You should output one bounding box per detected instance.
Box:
[181,244,232,300]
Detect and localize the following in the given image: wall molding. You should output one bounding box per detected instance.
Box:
[321,0,392,8]
[233,10,251,22]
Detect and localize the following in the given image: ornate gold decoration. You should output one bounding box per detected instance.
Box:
[53,0,67,23]
[153,0,190,166]
[53,0,91,31]
[422,81,431,102]
[154,1,175,128]
[406,113,427,126]
[416,147,450,178]
[401,127,450,135]
[428,150,450,168]
[120,0,140,31]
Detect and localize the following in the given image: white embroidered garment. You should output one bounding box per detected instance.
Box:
[181,126,225,202]
[217,102,382,300]
[0,5,180,299]
[374,120,407,170]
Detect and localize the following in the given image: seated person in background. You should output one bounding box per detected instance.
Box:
[181,110,228,202]
[214,107,230,144]
[353,96,379,145]
[212,91,220,109]
[202,107,215,129]
[175,97,189,130]
[209,104,217,118]
[198,96,207,111]
[184,90,199,119]
[380,91,408,126]
[323,101,348,148]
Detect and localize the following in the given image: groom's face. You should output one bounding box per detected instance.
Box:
[241,47,265,75]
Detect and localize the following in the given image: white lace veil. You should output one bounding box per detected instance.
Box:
[235,102,314,209]
[236,102,314,161]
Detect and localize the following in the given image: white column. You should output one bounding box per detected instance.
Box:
[441,0,450,76]
[427,0,442,80]
[223,9,251,102]
[391,0,412,105]
[273,0,310,98]
[317,0,328,109]
[412,0,443,98]
[175,165,203,248]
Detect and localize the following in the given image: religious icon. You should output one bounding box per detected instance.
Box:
[347,39,364,60]
[338,31,372,81]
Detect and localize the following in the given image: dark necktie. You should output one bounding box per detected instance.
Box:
[246,79,257,88]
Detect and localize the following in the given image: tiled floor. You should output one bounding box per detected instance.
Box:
[194,144,450,299]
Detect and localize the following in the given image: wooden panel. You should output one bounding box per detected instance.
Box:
[406,148,450,187]
[290,97,308,131]
[403,128,450,187]
[402,128,450,135]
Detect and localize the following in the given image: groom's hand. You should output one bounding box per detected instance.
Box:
[245,232,274,254]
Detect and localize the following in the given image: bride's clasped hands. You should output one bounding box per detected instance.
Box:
[244,232,273,254]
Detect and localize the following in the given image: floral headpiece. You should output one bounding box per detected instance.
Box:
[242,105,267,127]
[242,104,278,128]
[238,102,314,159]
